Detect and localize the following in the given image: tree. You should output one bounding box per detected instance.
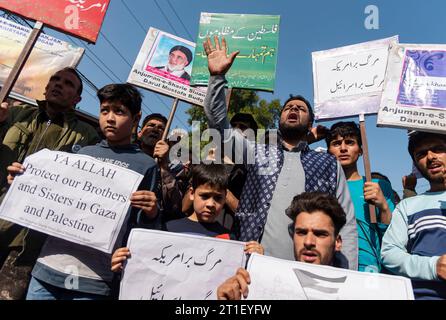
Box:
[185,88,282,131]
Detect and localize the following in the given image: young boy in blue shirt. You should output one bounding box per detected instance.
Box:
[7,83,161,300]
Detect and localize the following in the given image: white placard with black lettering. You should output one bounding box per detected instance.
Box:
[246,254,414,300]
[0,149,143,253]
[119,229,246,300]
[312,36,398,120]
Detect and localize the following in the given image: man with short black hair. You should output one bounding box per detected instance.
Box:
[217,192,346,300]
[326,121,394,273]
[138,113,167,158]
[138,113,183,221]
[0,67,99,300]
[382,131,446,300]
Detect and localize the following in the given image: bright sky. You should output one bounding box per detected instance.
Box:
[24,0,446,196]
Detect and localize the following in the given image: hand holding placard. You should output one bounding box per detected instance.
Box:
[6,162,24,185]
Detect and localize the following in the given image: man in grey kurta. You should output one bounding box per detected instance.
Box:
[201,36,358,270]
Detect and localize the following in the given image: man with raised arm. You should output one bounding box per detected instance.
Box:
[201,36,358,270]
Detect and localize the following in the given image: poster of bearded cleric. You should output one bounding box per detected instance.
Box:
[127,27,207,106]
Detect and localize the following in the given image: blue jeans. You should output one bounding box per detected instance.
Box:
[26,276,108,300]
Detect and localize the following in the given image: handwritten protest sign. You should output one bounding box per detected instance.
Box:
[127,27,207,106]
[378,43,446,133]
[246,254,414,300]
[119,229,246,300]
[191,12,280,92]
[0,17,84,104]
[0,149,143,253]
[312,36,398,120]
[0,0,110,43]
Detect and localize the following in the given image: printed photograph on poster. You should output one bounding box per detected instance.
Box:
[378,43,446,133]
[145,34,194,85]
[397,50,446,110]
[0,17,84,104]
[127,27,207,106]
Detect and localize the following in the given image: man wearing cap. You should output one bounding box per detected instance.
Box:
[201,36,358,270]
[156,45,193,81]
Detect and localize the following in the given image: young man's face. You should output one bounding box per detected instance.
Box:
[293,211,342,266]
[189,183,226,223]
[99,101,137,146]
[279,99,312,137]
[328,135,362,168]
[413,137,446,185]
[138,118,166,148]
[168,50,188,71]
[44,70,82,110]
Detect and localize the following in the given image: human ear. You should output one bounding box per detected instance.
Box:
[335,235,342,252]
[189,187,195,201]
[133,111,141,127]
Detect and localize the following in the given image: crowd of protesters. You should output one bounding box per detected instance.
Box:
[0,36,445,300]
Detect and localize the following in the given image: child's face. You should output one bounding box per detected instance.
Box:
[99,101,137,146]
[328,135,362,168]
[189,183,226,223]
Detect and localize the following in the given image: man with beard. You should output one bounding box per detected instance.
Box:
[138,113,183,221]
[217,192,346,300]
[156,45,193,81]
[381,131,446,300]
[201,36,358,270]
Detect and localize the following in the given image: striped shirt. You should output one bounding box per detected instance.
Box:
[381,191,446,299]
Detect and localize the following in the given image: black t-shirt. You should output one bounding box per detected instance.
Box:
[165,218,233,239]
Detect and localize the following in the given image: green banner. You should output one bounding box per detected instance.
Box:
[191,12,280,92]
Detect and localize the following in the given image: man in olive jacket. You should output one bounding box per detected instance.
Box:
[0,67,99,299]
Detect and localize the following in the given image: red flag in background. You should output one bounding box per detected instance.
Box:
[0,0,110,43]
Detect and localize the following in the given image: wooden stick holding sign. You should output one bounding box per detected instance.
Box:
[0,21,43,103]
[154,98,179,165]
[359,113,377,224]
[161,98,179,141]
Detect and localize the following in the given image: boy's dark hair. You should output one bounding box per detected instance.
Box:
[141,113,168,128]
[282,95,314,124]
[59,67,83,95]
[408,131,446,161]
[286,192,346,236]
[97,83,142,116]
[191,164,229,191]
[325,121,362,148]
[371,171,390,183]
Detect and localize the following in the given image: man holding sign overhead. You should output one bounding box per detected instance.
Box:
[202,36,358,270]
